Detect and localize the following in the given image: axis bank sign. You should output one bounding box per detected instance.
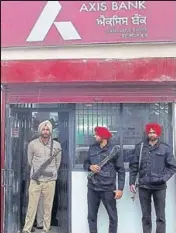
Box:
[26,1,81,42]
[26,1,146,42]
[2,1,175,47]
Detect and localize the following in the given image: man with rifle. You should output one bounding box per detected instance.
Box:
[129,123,176,233]
[23,120,62,233]
[84,126,125,233]
[33,138,60,231]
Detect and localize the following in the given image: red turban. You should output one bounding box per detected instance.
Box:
[145,123,162,136]
[94,126,112,139]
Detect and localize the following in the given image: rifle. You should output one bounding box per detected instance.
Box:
[131,142,143,201]
[31,141,61,184]
[88,145,120,179]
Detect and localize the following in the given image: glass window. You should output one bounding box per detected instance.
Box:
[75,103,120,167]
[122,103,172,165]
[74,103,172,169]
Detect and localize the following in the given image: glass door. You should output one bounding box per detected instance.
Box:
[4,106,32,233]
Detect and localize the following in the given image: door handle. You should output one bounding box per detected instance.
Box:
[1,169,14,187]
[1,169,5,187]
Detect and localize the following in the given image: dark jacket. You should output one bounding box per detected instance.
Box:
[129,139,176,189]
[83,142,125,191]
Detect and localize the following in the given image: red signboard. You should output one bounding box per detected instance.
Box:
[1,1,176,47]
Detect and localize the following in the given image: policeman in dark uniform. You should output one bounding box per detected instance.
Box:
[84,126,125,233]
[129,123,176,233]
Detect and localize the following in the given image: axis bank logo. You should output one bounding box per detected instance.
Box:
[26,1,81,42]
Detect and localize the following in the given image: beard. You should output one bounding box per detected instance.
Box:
[41,133,50,139]
[96,138,103,143]
[148,136,158,142]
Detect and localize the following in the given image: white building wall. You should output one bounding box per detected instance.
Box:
[1,43,176,60]
[72,172,176,233]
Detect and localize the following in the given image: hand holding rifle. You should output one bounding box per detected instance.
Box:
[88,145,119,179]
[90,164,101,173]
[130,184,137,201]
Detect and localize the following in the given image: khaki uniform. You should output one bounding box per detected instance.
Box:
[23,138,61,233]
[36,194,44,227]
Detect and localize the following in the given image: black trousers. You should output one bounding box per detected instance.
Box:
[87,188,117,233]
[139,188,166,233]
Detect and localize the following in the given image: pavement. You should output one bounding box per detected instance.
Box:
[34,226,58,233]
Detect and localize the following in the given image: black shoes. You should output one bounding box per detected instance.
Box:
[36,226,43,229]
[35,226,51,230]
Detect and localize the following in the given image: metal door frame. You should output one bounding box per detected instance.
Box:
[1,86,6,233]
